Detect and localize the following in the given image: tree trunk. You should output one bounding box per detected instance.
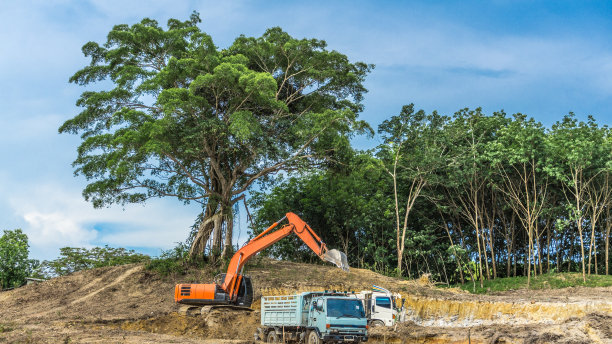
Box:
[506,240,512,278]
[481,231,490,280]
[221,208,234,260]
[189,200,218,258]
[578,218,586,282]
[485,202,497,279]
[513,242,517,277]
[556,227,563,272]
[546,222,551,273]
[441,213,465,284]
[567,228,574,273]
[594,238,598,275]
[538,228,543,276]
[606,220,611,275]
[489,228,497,279]
[588,217,596,275]
[478,205,491,280]
[473,211,484,287]
[527,225,532,288]
[212,213,223,255]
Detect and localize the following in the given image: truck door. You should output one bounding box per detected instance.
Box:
[374,296,394,326]
[308,298,325,329]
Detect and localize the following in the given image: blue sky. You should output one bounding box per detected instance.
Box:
[1,0,611,260]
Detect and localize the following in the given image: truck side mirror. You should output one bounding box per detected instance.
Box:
[316,299,324,311]
[371,304,375,313]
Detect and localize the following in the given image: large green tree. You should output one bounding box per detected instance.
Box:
[60,13,372,259]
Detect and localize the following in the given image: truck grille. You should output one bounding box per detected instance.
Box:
[329,324,366,328]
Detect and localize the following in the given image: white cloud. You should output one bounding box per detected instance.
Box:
[5,180,200,260]
[21,211,98,250]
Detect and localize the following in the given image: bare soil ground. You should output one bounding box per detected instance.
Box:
[0,260,610,343]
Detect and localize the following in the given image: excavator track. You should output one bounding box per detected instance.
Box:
[178,304,253,316]
[204,305,253,312]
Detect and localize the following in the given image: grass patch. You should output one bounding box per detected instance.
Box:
[0,322,14,333]
[446,272,612,294]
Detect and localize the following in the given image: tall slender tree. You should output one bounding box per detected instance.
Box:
[546,114,602,282]
[488,113,548,287]
[377,104,447,277]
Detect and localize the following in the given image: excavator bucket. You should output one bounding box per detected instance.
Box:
[323,249,350,272]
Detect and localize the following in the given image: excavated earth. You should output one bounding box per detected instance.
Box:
[0,260,610,343]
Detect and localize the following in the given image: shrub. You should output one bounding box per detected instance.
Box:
[0,229,38,289]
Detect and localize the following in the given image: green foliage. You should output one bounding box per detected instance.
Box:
[546,114,609,184]
[145,242,195,277]
[377,104,448,185]
[40,245,149,277]
[250,151,393,266]
[449,273,612,294]
[0,229,38,289]
[251,103,612,284]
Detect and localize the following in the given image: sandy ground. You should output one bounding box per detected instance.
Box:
[0,261,610,343]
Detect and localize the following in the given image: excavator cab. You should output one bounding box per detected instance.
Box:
[216,273,253,307]
[235,275,253,307]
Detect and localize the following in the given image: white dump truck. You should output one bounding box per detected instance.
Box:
[352,285,404,327]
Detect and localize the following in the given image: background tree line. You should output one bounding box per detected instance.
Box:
[0,228,148,289]
[58,14,611,287]
[250,106,612,287]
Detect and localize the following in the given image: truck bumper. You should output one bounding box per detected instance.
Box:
[322,333,368,342]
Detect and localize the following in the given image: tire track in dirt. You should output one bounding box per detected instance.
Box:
[26,265,143,320]
[71,265,142,305]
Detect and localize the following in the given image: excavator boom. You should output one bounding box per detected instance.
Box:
[174,212,349,307]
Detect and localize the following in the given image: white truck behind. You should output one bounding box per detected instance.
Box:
[353,285,404,327]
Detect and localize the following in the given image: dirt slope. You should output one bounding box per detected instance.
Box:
[0,260,610,343]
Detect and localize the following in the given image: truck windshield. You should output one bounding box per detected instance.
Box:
[326,299,365,318]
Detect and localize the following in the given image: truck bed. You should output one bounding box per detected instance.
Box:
[260,294,304,326]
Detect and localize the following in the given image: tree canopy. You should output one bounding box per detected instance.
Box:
[60,12,372,259]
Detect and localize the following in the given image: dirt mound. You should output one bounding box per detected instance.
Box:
[0,264,174,324]
[0,260,611,343]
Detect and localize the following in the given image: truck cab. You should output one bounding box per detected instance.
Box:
[354,288,404,327]
[308,294,368,342]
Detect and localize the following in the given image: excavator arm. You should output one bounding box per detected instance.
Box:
[174,212,349,306]
[222,212,349,301]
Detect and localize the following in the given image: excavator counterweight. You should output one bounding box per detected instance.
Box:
[174,212,349,307]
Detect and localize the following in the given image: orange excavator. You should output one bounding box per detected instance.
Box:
[174,212,349,307]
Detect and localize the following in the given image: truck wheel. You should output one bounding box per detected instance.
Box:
[266,330,279,343]
[371,319,385,327]
[307,330,320,344]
